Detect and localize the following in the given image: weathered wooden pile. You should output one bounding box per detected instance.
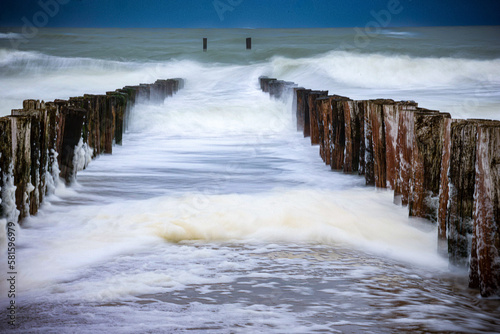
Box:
[260,77,500,297]
[0,79,183,223]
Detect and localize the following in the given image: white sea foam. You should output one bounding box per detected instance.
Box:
[0,163,19,223]
[265,51,500,119]
[1,47,499,119]
[379,29,419,37]
[0,32,22,39]
[265,51,500,92]
[13,187,445,295]
[0,48,134,71]
[73,138,93,173]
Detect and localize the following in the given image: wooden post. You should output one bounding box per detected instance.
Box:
[259,77,277,93]
[295,89,311,132]
[306,90,328,140]
[0,117,14,221]
[316,96,332,165]
[439,119,499,267]
[246,37,251,50]
[408,110,450,221]
[10,115,32,220]
[343,99,362,173]
[203,38,207,51]
[469,122,500,297]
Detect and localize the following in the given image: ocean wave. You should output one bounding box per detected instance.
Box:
[0,47,499,120]
[379,29,418,38]
[0,48,141,76]
[19,188,445,279]
[268,51,500,89]
[2,47,499,90]
[0,32,22,39]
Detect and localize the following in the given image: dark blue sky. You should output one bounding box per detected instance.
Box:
[1,0,499,28]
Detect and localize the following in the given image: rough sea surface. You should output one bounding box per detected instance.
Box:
[1,27,500,333]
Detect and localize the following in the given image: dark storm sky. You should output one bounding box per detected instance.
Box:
[1,0,499,28]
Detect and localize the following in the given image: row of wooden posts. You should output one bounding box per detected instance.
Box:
[203,37,252,50]
[259,76,500,297]
[0,79,184,224]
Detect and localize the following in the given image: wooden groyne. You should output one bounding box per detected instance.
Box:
[260,77,500,297]
[0,79,183,224]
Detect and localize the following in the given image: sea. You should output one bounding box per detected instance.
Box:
[0,26,499,333]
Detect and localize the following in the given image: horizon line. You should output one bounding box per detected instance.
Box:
[1,24,499,29]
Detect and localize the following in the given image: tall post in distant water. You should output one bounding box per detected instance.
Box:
[203,38,207,51]
[246,38,251,50]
